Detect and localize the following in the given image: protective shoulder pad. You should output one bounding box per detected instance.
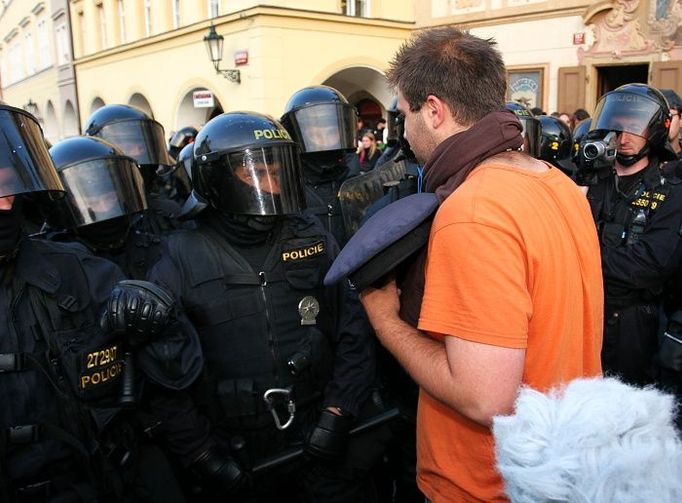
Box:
[324,192,438,290]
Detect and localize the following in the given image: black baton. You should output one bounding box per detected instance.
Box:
[251,407,400,474]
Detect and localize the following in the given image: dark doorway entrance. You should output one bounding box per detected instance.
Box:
[597,64,649,99]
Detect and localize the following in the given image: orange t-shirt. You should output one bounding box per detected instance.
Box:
[416,163,604,502]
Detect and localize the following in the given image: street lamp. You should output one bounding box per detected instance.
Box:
[24,99,40,118]
[203,25,240,84]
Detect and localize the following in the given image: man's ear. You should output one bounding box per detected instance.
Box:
[423,95,448,129]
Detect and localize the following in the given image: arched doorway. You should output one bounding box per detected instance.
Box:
[323,66,391,130]
[90,97,106,116]
[128,93,154,118]
[43,101,59,144]
[175,87,224,131]
[63,100,79,137]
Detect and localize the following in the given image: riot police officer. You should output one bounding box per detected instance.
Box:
[281,85,361,247]
[578,83,682,385]
[505,101,541,158]
[537,114,575,176]
[84,104,189,232]
[45,136,164,279]
[168,126,198,160]
[147,111,377,501]
[0,102,187,502]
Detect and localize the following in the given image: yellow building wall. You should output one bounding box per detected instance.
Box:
[73,7,413,132]
[0,2,61,139]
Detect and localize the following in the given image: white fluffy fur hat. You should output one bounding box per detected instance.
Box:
[493,378,682,503]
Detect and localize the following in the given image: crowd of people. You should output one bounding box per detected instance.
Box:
[1,25,681,503]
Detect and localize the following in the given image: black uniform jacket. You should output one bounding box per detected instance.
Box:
[145,213,374,463]
[587,160,682,303]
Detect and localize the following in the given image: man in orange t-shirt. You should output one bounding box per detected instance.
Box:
[360,26,604,502]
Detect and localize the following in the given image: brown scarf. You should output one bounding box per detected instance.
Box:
[398,110,524,326]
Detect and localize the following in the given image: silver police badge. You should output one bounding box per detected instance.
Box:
[298,296,320,325]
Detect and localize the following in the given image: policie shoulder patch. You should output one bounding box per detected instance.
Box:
[282,241,325,262]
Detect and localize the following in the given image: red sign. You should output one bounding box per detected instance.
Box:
[573,33,585,45]
[234,50,249,66]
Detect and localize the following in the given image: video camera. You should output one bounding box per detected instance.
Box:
[575,131,618,186]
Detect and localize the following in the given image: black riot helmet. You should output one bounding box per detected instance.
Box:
[175,142,195,181]
[505,102,541,157]
[0,102,64,200]
[168,126,198,159]
[590,83,675,164]
[84,104,173,169]
[538,115,575,175]
[383,96,417,163]
[280,85,357,155]
[193,111,306,216]
[48,136,146,229]
[572,118,592,164]
[385,97,400,147]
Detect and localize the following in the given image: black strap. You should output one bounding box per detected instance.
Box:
[4,423,90,459]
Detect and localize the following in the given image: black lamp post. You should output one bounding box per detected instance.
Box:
[24,99,40,118]
[203,25,240,84]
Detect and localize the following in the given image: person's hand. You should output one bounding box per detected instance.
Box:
[359,277,401,333]
[305,409,352,461]
[100,280,176,346]
[191,445,249,495]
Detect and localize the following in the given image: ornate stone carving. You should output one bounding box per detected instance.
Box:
[580,0,653,60]
[580,0,682,61]
[648,0,682,51]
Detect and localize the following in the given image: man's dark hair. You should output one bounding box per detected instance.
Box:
[573,108,590,122]
[386,26,506,126]
[659,88,682,113]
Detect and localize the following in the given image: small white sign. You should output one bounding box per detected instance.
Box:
[193,90,214,108]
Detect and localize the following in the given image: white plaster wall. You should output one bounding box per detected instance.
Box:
[471,15,589,113]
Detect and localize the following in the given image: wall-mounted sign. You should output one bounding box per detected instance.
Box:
[193,90,214,108]
[507,68,544,110]
[573,33,585,45]
[234,50,249,66]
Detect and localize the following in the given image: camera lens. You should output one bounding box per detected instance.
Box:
[583,142,604,160]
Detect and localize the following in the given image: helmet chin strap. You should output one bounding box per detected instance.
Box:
[616,144,649,167]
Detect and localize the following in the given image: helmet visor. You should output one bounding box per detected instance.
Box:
[169,130,194,149]
[97,120,172,167]
[197,145,306,215]
[286,103,357,153]
[59,157,147,227]
[518,116,541,157]
[591,92,661,138]
[0,107,63,198]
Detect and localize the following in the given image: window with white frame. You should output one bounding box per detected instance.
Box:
[56,23,70,65]
[208,0,219,18]
[24,31,35,75]
[37,18,50,68]
[118,0,126,43]
[173,0,181,28]
[343,0,370,17]
[11,42,23,82]
[144,0,152,36]
[98,3,108,48]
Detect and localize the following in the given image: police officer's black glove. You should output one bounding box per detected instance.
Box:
[306,409,352,461]
[190,445,248,495]
[101,280,176,347]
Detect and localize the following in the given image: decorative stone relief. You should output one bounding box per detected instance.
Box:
[648,0,682,50]
[580,0,682,62]
[580,0,652,61]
